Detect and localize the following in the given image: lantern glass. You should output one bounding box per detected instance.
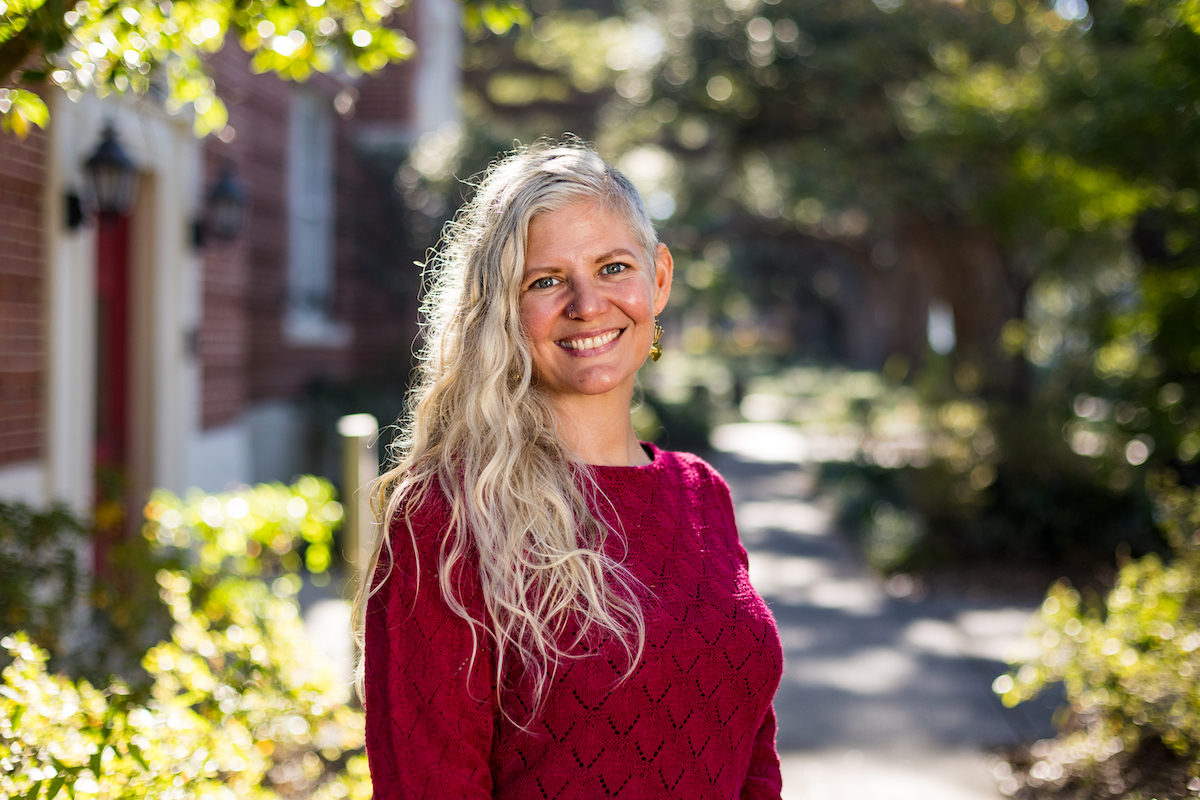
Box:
[85,125,138,215]
[207,168,247,240]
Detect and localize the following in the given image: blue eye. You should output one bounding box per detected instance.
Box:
[603,262,629,275]
[531,276,559,289]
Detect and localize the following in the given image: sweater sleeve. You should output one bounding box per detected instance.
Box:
[741,704,783,799]
[364,505,497,799]
[704,464,784,800]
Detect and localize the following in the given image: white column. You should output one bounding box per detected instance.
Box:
[413,0,462,136]
[44,91,97,515]
[144,125,202,495]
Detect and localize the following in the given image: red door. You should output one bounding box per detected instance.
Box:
[94,211,130,573]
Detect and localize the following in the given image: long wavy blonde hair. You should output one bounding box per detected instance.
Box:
[353,140,659,718]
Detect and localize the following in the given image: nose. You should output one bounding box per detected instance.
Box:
[567,277,605,320]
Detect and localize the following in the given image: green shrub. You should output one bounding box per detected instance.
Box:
[0,477,372,800]
[142,475,342,580]
[3,631,279,800]
[996,473,1200,797]
[0,503,84,657]
[822,397,1160,575]
[100,477,344,678]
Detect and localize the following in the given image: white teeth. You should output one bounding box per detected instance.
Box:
[560,329,620,350]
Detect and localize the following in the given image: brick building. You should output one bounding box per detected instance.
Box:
[0,0,459,514]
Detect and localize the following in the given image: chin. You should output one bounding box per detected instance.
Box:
[546,369,635,398]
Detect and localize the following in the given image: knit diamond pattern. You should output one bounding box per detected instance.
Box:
[365,446,784,799]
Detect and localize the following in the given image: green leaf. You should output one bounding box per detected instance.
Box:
[44,776,66,800]
[21,780,41,800]
[462,0,528,35]
[0,88,49,137]
[127,742,149,772]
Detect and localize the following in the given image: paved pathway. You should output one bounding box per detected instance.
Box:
[710,423,1057,800]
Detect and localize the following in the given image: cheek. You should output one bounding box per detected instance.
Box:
[618,283,657,321]
[519,298,556,342]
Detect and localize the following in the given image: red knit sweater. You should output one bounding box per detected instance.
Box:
[364,445,784,799]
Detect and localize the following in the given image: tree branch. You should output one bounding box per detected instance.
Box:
[0,33,37,88]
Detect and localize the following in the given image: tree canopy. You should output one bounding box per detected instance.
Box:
[0,0,525,135]
[377,0,1200,569]
[441,0,1198,345]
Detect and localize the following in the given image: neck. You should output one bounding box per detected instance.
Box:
[549,388,650,467]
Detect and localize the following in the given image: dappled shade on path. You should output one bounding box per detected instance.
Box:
[709,424,1058,799]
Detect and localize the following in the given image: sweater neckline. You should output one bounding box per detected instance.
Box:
[588,442,663,474]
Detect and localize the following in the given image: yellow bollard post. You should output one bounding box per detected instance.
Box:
[336,413,379,598]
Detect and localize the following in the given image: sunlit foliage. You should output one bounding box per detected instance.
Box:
[996,472,1200,794]
[816,365,1160,572]
[0,0,526,137]
[0,0,422,135]
[0,476,371,800]
[143,475,343,578]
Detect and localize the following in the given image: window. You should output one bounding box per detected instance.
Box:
[285,90,350,346]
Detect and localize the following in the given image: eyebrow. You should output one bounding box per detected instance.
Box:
[593,248,637,264]
[523,248,640,277]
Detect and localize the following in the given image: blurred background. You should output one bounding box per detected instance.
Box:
[4,0,1200,796]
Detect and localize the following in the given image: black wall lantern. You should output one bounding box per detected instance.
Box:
[206,167,248,241]
[65,192,85,231]
[84,124,139,216]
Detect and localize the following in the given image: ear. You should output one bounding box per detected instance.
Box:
[653,243,673,315]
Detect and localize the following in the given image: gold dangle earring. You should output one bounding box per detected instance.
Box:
[649,318,664,362]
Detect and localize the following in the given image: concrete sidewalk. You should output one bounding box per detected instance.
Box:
[710,423,1057,800]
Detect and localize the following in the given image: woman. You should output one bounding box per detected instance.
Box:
[357,140,783,799]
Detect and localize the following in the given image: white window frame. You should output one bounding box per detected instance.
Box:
[284,90,351,347]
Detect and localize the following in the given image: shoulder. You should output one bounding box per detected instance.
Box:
[635,446,744,558]
[650,445,732,498]
[643,445,737,528]
[391,480,453,530]
[374,478,483,603]
[383,479,458,563]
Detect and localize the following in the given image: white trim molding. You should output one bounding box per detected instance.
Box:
[0,460,47,506]
[44,90,203,513]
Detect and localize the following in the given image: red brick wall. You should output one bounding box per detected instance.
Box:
[199,32,428,424]
[340,5,426,378]
[202,47,360,420]
[353,5,416,125]
[196,160,249,429]
[353,60,415,125]
[0,127,46,464]
[198,49,251,429]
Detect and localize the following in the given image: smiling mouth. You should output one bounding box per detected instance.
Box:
[557,329,623,351]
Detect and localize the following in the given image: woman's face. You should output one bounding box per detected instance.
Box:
[520,199,672,407]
